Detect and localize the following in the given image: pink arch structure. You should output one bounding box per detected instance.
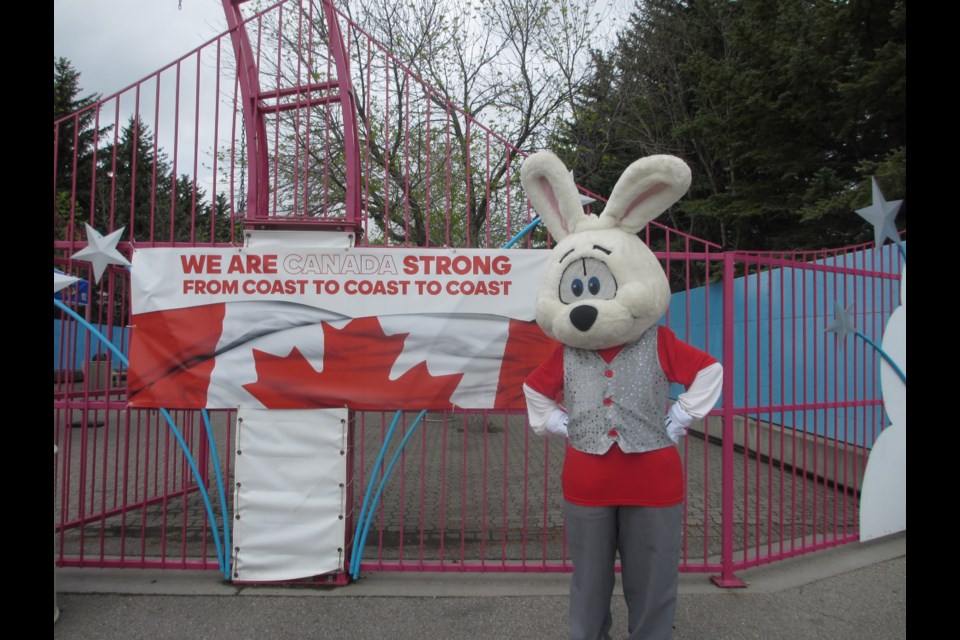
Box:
[222,0,362,234]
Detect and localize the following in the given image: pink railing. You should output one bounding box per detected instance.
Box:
[711,242,904,584]
[53,0,903,582]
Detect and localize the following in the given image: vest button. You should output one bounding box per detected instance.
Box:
[603,397,613,406]
[608,429,618,438]
[605,369,613,378]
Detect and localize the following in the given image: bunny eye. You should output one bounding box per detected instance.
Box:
[559,257,617,304]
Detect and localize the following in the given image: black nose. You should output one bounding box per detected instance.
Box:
[570,305,598,332]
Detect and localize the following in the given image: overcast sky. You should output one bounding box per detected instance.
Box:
[54,0,229,98]
[54,0,631,196]
[55,0,632,98]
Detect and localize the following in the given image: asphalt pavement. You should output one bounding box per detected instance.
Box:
[53,531,905,639]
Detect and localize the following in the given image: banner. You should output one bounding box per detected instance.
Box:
[128,246,559,410]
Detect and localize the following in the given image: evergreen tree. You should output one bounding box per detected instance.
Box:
[94,117,238,245]
[95,117,171,241]
[554,0,906,251]
[54,57,110,239]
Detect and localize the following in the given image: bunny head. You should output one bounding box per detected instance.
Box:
[520,151,691,351]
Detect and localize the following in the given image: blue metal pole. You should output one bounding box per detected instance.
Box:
[54,297,228,576]
[201,408,233,580]
[855,330,906,384]
[504,217,541,249]
[349,410,404,577]
[352,410,428,580]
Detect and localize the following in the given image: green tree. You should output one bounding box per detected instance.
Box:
[95,117,169,241]
[54,57,110,240]
[554,0,906,251]
[94,117,238,245]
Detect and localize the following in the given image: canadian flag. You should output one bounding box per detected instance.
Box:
[127,248,557,410]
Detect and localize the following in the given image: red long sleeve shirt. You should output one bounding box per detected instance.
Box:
[524,326,718,506]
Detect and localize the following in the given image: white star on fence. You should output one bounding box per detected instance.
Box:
[70,224,131,283]
[855,177,902,249]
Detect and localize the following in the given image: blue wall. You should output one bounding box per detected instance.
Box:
[666,243,903,448]
[53,319,130,372]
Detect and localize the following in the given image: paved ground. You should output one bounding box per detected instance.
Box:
[54,531,904,640]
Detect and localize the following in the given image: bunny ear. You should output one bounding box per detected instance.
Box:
[600,155,692,234]
[519,151,589,241]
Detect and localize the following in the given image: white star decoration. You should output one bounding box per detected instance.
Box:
[855,177,902,249]
[71,224,131,283]
[825,301,857,347]
[53,270,80,293]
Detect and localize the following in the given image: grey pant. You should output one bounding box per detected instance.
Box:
[564,501,682,640]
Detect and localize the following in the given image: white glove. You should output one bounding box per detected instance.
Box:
[546,409,569,438]
[664,403,692,444]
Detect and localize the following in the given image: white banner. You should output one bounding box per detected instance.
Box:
[133,247,547,320]
[232,408,348,582]
[127,245,559,410]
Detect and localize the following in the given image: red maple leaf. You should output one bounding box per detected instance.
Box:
[495,319,560,409]
[243,316,465,410]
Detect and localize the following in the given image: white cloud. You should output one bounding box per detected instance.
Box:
[54,0,228,98]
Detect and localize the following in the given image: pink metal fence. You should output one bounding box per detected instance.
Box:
[712,244,904,583]
[53,0,902,582]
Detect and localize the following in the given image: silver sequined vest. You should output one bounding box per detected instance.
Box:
[563,327,672,455]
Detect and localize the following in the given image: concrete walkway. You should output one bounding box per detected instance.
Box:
[54,531,905,639]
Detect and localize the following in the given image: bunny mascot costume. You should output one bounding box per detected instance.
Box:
[520,151,723,640]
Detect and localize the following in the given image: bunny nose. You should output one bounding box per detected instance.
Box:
[570,305,598,332]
